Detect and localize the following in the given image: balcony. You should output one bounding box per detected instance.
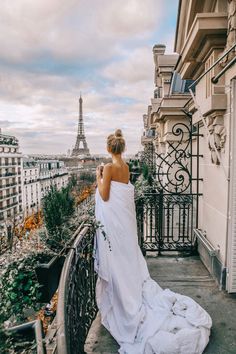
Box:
[176,12,227,79]
[52,172,69,178]
[141,129,156,145]
[0,181,18,189]
[0,162,18,167]
[0,162,17,168]
[151,97,162,116]
[2,161,235,354]
[0,172,17,178]
[1,201,18,211]
[24,179,38,185]
[0,191,18,201]
[38,194,234,354]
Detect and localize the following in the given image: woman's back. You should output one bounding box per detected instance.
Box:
[109,160,130,184]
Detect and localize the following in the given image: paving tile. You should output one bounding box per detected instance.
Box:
[85,255,236,354]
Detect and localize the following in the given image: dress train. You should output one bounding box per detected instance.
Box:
[93,181,212,354]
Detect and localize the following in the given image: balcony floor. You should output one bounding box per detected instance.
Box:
[85,254,236,354]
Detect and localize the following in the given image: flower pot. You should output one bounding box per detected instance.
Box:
[36,255,65,303]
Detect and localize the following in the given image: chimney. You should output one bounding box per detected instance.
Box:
[153,44,166,56]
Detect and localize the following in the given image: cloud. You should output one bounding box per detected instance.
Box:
[102,47,153,84]
[0,0,162,64]
[0,120,16,128]
[97,0,159,37]
[0,0,179,155]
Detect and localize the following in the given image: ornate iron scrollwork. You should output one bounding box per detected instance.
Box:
[155,122,192,194]
[136,118,202,254]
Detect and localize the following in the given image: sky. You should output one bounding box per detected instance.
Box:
[0,0,179,156]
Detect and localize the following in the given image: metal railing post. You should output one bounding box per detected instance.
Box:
[158,189,164,255]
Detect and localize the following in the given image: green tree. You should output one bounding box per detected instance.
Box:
[142,164,149,180]
[41,186,75,251]
[69,173,78,188]
[79,171,96,183]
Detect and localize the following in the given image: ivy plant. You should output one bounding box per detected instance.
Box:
[0,252,52,324]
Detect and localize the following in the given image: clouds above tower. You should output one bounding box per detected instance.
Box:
[0,0,179,155]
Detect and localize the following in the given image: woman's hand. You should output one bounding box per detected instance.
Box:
[96,165,103,180]
[96,164,112,201]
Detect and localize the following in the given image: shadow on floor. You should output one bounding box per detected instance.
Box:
[85,255,236,354]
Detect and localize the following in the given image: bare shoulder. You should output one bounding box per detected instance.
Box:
[103,163,113,174]
[104,162,112,169]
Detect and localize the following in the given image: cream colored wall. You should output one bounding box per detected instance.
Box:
[193,71,232,265]
[225,65,236,279]
[201,139,228,264]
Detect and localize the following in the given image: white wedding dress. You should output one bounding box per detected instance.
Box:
[93,180,212,354]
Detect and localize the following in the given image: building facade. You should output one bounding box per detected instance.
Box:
[22,158,41,218]
[141,44,192,180]
[0,133,23,244]
[22,157,69,218]
[142,0,236,292]
[36,159,69,198]
[174,0,236,292]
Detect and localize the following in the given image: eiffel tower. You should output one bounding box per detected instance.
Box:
[71,94,90,157]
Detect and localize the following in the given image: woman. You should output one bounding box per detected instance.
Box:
[94,129,212,354]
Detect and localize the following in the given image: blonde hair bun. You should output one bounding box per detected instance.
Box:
[107,129,125,154]
[115,129,123,137]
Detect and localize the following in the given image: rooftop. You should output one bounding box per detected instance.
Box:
[0,133,19,147]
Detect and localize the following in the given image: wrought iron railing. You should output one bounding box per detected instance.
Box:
[136,191,197,254]
[56,225,97,354]
[136,119,202,254]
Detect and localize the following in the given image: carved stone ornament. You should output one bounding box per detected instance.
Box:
[222,0,236,65]
[228,0,236,47]
[207,115,226,165]
[156,122,165,139]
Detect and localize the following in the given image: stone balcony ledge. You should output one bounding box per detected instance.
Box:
[176,12,227,79]
[153,95,190,122]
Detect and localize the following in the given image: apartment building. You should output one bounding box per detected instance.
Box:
[0,133,23,243]
[36,159,69,198]
[22,158,69,216]
[22,158,41,217]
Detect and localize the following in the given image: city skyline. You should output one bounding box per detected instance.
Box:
[0,0,178,155]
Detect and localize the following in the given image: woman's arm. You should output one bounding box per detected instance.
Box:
[96,163,112,201]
